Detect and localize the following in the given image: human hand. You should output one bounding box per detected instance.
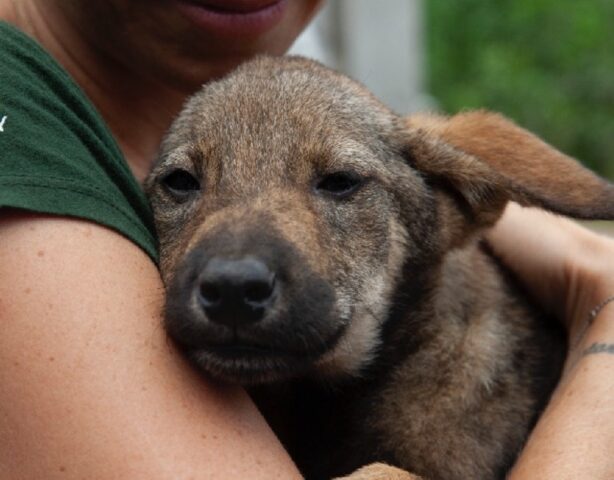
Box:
[334,463,423,480]
[486,202,614,368]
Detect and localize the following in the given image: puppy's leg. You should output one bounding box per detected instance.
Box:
[333,463,423,480]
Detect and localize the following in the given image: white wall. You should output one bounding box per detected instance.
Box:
[289,0,433,114]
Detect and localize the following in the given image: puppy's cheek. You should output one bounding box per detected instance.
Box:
[278,273,341,351]
[162,255,220,349]
[163,265,198,345]
[333,289,353,321]
[158,236,194,287]
[315,219,410,379]
[314,305,383,378]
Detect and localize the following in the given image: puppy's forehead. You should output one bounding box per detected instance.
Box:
[196,56,394,132]
[163,57,398,175]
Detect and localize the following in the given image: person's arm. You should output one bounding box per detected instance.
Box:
[0,212,302,480]
[486,203,614,479]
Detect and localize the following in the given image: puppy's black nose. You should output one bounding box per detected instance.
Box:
[198,257,276,326]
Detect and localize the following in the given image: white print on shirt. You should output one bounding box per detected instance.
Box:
[0,115,7,132]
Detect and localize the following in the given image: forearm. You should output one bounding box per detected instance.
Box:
[509,301,614,479]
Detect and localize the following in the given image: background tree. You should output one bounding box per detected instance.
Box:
[427,0,614,177]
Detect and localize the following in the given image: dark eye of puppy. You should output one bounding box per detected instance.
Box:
[315,172,364,199]
[161,169,201,201]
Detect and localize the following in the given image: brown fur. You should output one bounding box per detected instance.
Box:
[144,56,614,480]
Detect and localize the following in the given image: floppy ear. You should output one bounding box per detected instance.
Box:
[402,111,614,233]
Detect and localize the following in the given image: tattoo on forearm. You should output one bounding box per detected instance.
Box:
[582,343,614,357]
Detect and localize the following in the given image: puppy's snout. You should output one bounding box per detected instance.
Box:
[197,256,277,327]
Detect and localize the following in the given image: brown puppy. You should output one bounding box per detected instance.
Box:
[145,56,614,480]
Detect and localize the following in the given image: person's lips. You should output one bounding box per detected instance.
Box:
[175,0,289,37]
[187,0,283,13]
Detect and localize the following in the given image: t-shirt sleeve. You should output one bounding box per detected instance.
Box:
[0,22,158,263]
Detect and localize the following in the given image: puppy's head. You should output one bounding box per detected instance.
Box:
[146,56,614,384]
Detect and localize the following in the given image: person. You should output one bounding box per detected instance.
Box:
[0,1,611,479]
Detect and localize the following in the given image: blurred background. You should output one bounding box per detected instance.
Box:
[290,0,614,178]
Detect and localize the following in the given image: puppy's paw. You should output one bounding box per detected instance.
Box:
[333,462,423,480]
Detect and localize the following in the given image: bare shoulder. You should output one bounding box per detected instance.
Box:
[0,212,300,479]
[0,210,161,303]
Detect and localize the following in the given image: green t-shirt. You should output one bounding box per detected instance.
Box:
[0,21,158,263]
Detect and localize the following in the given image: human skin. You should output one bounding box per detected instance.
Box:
[0,1,613,479]
[488,204,614,479]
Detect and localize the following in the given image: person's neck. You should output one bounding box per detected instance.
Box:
[1,0,188,182]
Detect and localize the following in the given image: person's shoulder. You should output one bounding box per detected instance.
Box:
[0,21,158,263]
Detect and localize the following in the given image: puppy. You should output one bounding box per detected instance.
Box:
[145,56,614,480]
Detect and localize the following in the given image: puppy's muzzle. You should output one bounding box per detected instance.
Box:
[164,228,343,383]
[197,256,277,327]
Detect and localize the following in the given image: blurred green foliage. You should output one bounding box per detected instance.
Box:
[426,0,614,177]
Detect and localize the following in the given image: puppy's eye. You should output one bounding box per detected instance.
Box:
[315,172,364,198]
[161,169,201,200]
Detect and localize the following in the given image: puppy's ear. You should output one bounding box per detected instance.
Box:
[401,111,614,237]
